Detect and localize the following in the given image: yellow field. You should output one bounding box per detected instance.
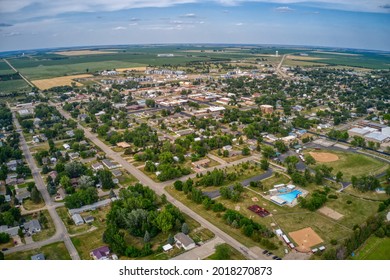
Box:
[32,74,93,90]
[312,51,360,56]
[116,66,147,72]
[54,50,117,56]
[287,55,324,61]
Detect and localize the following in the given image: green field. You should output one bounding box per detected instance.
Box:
[0,60,15,75]
[352,236,390,260]
[308,150,387,181]
[5,242,71,260]
[0,79,31,93]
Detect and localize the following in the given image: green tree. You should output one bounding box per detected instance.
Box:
[213,244,231,260]
[167,234,174,245]
[181,222,189,234]
[144,230,150,243]
[260,159,269,170]
[155,209,174,233]
[304,154,316,165]
[31,187,41,204]
[336,171,343,183]
[97,169,115,189]
[241,146,250,156]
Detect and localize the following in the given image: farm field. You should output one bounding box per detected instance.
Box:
[0,60,15,75]
[32,74,93,90]
[0,79,31,93]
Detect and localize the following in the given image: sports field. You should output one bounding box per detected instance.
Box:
[307,150,387,181]
[289,227,324,252]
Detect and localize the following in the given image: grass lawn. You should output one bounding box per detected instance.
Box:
[307,150,387,181]
[118,172,138,187]
[23,198,45,211]
[189,228,215,243]
[255,173,291,191]
[352,236,390,260]
[71,227,107,260]
[31,210,56,242]
[206,243,247,260]
[323,191,380,229]
[343,186,389,201]
[6,241,71,260]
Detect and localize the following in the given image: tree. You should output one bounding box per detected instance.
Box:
[213,244,231,260]
[223,150,229,157]
[336,171,343,183]
[260,159,269,170]
[31,187,41,204]
[155,209,174,233]
[274,140,288,153]
[97,170,115,189]
[0,232,10,244]
[174,180,183,191]
[65,161,85,178]
[60,175,71,188]
[242,146,250,156]
[0,251,3,260]
[74,129,85,141]
[78,175,94,189]
[262,146,276,159]
[181,222,189,234]
[144,230,150,243]
[145,99,156,108]
[167,234,174,245]
[304,154,316,165]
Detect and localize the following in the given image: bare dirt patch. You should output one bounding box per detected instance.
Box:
[287,55,324,61]
[54,50,117,56]
[309,152,339,163]
[32,74,93,90]
[289,227,324,253]
[317,206,344,220]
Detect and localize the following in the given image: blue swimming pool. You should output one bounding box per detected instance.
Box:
[278,190,302,203]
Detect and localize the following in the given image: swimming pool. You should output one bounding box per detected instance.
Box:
[277,190,302,203]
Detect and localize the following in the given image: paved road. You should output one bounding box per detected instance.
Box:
[54,103,267,260]
[276,54,289,79]
[207,153,227,165]
[5,110,80,260]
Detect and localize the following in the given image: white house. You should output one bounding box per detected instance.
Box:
[174,232,196,250]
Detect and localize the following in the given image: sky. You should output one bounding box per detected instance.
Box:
[0,0,389,52]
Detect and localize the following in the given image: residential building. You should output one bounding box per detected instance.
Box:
[174,232,196,250]
[23,219,41,234]
[31,253,45,260]
[90,246,110,260]
[72,214,84,226]
[102,159,121,170]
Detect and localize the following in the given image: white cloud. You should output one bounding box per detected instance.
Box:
[182,13,196,17]
[1,0,389,17]
[2,31,21,37]
[235,22,244,26]
[113,26,127,30]
[275,6,294,12]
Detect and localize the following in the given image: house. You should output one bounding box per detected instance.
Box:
[102,159,121,170]
[23,219,41,235]
[6,160,21,172]
[69,152,80,160]
[48,171,58,181]
[222,145,232,151]
[15,189,31,201]
[174,232,196,250]
[0,225,20,237]
[116,142,131,149]
[84,216,95,224]
[72,214,84,226]
[111,170,122,177]
[65,130,75,137]
[192,159,210,168]
[91,162,104,171]
[63,144,71,150]
[90,246,110,260]
[260,104,273,114]
[31,253,45,260]
[68,198,113,215]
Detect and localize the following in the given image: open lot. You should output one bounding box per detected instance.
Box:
[317,206,343,220]
[32,74,93,90]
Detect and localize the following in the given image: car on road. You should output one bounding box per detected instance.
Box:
[272,256,279,259]
[276,258,282,260]
[1,248,8,251]
[262,250,268,254]
[266,252,273,256]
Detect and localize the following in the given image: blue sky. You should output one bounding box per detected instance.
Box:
[0,0,389,52]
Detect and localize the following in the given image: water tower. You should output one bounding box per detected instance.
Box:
[275,51,279,57]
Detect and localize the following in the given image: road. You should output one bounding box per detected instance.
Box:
[5,110,80,260]
[53,103,268,260]
[276,54,289,79]
[3,59,35,88]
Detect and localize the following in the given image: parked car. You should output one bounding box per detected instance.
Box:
[262,250,268,254]
[1,248,8,252]
[266,252,273,256]
[272,256,279,259]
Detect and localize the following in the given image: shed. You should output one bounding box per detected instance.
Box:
[72,214,84,226]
